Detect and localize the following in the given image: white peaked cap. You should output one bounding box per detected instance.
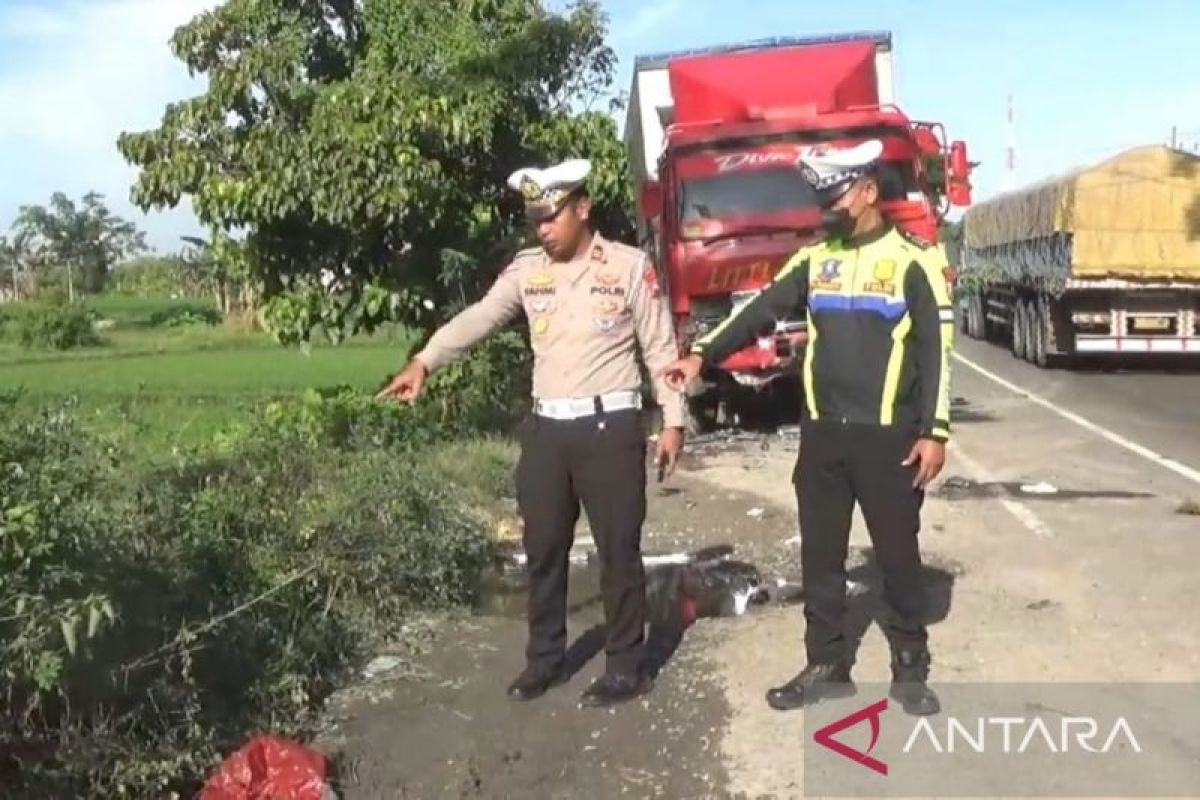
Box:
[797,140,884,193]
[507,158,592,220]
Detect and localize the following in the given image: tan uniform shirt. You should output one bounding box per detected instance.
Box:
[414,233,685,428]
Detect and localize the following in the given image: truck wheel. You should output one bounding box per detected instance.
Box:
[1010,300,1028,360]
[1029,298,1047,366]
[1021,299,1040,364]
[968,294,987,340]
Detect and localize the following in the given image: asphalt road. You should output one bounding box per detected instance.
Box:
[953,335,1200,479]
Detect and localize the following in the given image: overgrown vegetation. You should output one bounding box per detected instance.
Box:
[0,332,528,796]
[0,1,632,794]
[13,302,101,350]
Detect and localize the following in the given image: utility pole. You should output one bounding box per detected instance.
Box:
[1004,92,1017,192]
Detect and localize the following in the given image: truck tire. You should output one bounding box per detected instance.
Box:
[967,294,988,340]
[1021,299,1039,364]
[1029,298,1047,366]
[1010,299,1028,360]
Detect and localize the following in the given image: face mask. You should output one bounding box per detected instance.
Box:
[821,208,856,240]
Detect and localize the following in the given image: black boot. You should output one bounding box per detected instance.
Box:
[579,672,653,708]
[765,662,855,711]
[888,647,940,716]
[506,662,567,701]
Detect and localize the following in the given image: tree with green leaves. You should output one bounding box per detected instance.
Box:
[118,0,633,346]
[0,230,44,301]
[11,192,148,300]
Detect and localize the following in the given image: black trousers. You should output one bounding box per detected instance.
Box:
[793,421,929,664]
[515,408,647,677]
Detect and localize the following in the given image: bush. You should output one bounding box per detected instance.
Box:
[0,401,498,797]
[147,301,222,328]
[14,303,101,350]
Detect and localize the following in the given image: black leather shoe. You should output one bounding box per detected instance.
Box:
[506,664,566,701]
[579,673,653,708]
[889,648,940,716]
[765,662,856,711]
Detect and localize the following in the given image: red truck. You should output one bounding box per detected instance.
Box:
[624,32,973,431]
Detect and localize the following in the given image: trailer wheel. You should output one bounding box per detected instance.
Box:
[967,293,988,340]
[1010,299,1028,360]
[1022,299,1041,364]
[1029,298,1047,366]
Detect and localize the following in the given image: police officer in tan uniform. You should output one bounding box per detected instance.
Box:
[378,158,685,707]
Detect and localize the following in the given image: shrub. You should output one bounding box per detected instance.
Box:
[14,303,101,350]
[147,301,222,328]
[0,402,497,797]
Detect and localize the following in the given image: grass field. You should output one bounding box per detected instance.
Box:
[1,294,418,453]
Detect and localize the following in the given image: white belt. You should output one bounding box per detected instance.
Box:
[534,390,642,420]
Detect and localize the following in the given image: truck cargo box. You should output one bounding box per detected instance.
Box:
[963,146,1200,284]
[624,32,895,188]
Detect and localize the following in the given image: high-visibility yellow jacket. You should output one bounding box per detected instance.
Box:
[693,225,955,441]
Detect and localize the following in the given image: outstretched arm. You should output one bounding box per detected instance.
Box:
[691,251,810,368]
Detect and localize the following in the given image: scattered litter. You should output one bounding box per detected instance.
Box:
[782,535,801,546]
[1176,498,1200,516]
[1026,599,1057,611]
[362,656,402,679]
[1020,482,1059,495]
[746,507,765,519]
[846,580,869,598]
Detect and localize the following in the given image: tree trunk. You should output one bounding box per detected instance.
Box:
[66,261,75,304]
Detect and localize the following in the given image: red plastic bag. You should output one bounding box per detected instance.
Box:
[200,735,333,800]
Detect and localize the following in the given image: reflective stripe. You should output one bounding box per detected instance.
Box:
[938,307,956,323]
[935,321,955,427]
[802,320,820,420]
[879,313,913,425]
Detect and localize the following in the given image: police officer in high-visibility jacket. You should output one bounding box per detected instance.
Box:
[378,158,685,708]
[663,140,954,716]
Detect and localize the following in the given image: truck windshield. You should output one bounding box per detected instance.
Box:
[680,168,819,223]
[677,158,921,233]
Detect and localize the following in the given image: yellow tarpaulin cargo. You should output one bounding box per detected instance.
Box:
[963,146,1200,279]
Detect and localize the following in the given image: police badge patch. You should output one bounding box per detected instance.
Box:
[594,317,621,334]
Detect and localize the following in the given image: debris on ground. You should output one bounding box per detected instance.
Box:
[1026,599,1059,611]
[746,507,765,519]
[1176,498,1200,516]
[200,736,336,800]
[1020,481,1060,495]
[362,656,402,679]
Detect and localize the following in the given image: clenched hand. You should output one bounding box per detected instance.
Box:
[903,438,947,489]
[655,427,685,479]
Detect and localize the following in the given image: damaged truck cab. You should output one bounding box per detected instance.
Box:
[624,32,972,430]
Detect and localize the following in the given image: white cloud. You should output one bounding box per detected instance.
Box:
[0,0,218,251]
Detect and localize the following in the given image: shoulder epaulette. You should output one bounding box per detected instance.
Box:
[502,247,543,273]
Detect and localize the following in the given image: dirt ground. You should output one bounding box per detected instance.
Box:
[314,362,1200,799]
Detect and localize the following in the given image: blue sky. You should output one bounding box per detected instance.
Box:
[1,0,1196,251]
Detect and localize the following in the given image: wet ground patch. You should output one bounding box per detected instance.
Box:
[934,474,1154,502]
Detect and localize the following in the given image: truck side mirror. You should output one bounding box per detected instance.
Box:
[641,181,663,219]
[947,140,973,206]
